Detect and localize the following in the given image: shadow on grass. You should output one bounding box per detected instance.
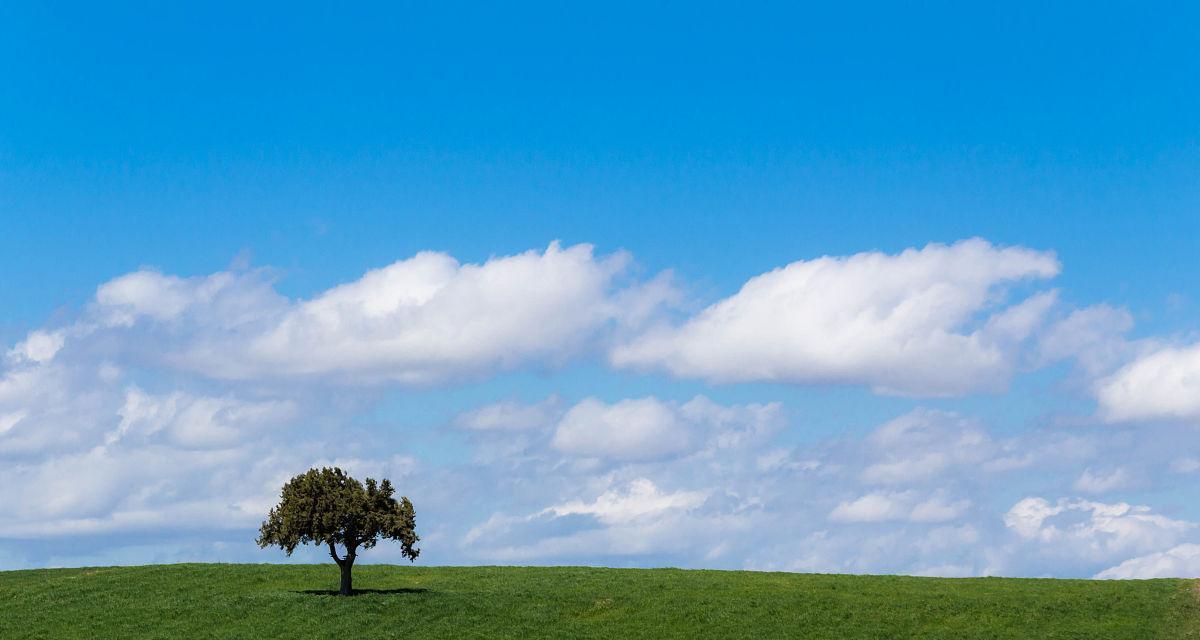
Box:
[296,587,430,596]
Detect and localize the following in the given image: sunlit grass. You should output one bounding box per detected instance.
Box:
[1,563,1197,639]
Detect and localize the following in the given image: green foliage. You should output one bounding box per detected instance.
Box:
[2,564,1199,639]
[257,467,419,564]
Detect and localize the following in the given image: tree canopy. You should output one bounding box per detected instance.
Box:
[257,467,418,595]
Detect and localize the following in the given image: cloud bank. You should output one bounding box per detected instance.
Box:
[2,237,1197,577]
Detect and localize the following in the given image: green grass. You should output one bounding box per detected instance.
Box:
[1,563,1197,639]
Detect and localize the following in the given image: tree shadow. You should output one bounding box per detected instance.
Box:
[296,587,429,596]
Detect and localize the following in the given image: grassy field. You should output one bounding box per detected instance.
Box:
[0,563,1197,639]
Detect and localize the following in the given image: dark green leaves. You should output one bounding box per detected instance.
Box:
[257,467,420,562]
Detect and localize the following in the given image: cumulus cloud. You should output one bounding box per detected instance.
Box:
[6,330,66,364]
[550,396,783,461]
[86,242,673,386]
[95,270,280,327]
[1096,544,1200,579]
[552,397,694,461]
[612,239,1060,396]
[1095,342,1200,423]
[235,243,651,383]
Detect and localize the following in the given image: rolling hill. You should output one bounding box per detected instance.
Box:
[1,563,1197,639]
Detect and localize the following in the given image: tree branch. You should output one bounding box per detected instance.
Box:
[328,541,344,566]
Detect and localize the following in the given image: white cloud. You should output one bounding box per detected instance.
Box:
[107,387,297,449]
[682,396,783,451]
[7,330,66,364]
[0,444,260,536]
[1072,468,1130,494]
[543,478,709,525]
[910,495,971,523]
[551,397,695,461]
[5,322,1178,578]
[90,242,671,386]
[0,360,123,456]
[0,397,378,541]
[454,396,562,431]
[1095,342,1200,422]
[549,395,783,461]
[1095,544,1200,579]
[234,242,668,384]
[612,239,1060,396]
[0,349,343,542]
[1005,497,1193,561]
[1036,304,1133,375]
[859,409,1009,485]
[96,270,283,328]
[7,238,1200,578]
[98,271,205,324]
[829,492,912,523]
[913,524,981,555]
[860,454,950,484]
[462,402,1076,573]
[755,449,821,473]
[461,478,718,559]
[829,491,968,524]
[0,410,27,436]
[1005,497,1063,539]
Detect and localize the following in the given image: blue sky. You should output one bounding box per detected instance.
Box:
[1,2,1198,577]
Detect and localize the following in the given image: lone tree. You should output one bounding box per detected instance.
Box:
[257,467,419,595]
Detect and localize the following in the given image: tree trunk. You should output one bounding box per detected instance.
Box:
[339,560,353,596]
